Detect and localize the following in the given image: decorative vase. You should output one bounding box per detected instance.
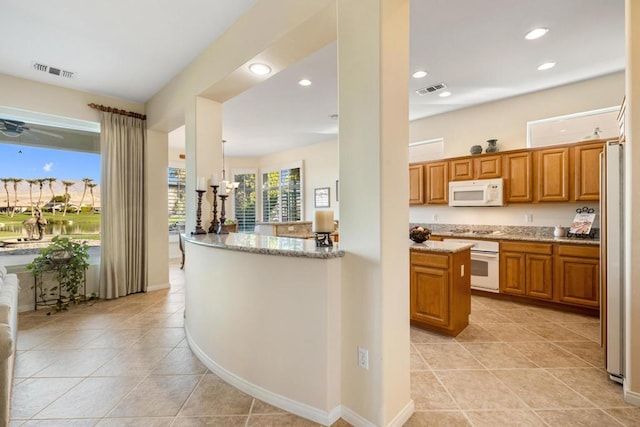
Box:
[470,145,483,155]
[486,139,499,153]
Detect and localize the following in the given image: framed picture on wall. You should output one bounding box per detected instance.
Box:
[315,187,330,208]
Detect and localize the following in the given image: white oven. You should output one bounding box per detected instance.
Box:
[445,238,500,293]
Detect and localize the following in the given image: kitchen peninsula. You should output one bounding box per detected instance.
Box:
[410,241,473,336]
[183,233,344,423]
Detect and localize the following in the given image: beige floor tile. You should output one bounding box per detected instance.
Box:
[171,416,248,426]
[559,322,601,343]
[108,375,201,417]
[152,347,208,375]
[494,309,549,324]
[33,348,118,377]
[535,409,622,426]
[474,323,546,342]
[554,341,605,368]
[16,328,65,351]
[10,377,82,419]
[434,370,527,410]
[474,298,529,311]
[97,418,173,426]
[604,407,640,426]
[251,399,286,414]
[33,329,106,350]
[507,341,591,368]
[468,310,512,324]
[453,325,500,343]
[83,328,149,349]
[91,346,173,376]
[330,419,352,427]
[413,343,484,370]
[492,369,594,409]
[13,350,60,378]
[460,343,537,369]
[134,327,185,348]
[410,350,430,371]
[411,371,459,410]
[247,414,322,426]
[525,307,599,324]
[547,368,629,408]
[21,420,100,426]
[411,327,454,344]
[34,376,143,419]
[522,323,594,342]
[404,411,470,426]
[179,374,253,416]
[464,410,545,426]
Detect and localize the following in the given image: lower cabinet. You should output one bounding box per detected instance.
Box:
[499,241,599,309]
[410,249,470,336]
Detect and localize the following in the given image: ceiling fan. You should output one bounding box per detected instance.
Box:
[0,118,63,139]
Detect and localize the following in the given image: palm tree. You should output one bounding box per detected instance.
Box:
[61,180,75,216]
[26,179,39,215]
[0,178,10,215]
[77,178,93,215]
[88,182,98,212]
[36,178,47,208]
[11,178,23,218]
[46,177,57,215]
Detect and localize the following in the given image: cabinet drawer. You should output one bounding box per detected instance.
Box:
[501,242,553,255]
[556,244,599,258]
[411,251,449,269]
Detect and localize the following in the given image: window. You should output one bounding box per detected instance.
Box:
[262,164,302,222]
[233,171,257,233]
[168,167,186,232]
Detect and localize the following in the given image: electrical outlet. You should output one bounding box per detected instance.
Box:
[525,214,533,223]
[432,214,438,222]
[358,346,369,370]
[287,226,294,231]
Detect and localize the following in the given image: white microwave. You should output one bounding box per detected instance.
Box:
[448,178,504,207]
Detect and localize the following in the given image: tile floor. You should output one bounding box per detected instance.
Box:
[9,261,640,426]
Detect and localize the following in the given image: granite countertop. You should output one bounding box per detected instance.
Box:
[431,231,600,246]
[410,240,474,254]
[184,233,344,259]
[276,231,339,239]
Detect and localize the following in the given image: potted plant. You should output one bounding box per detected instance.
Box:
[26,235,92,312]
[220,219,238,234]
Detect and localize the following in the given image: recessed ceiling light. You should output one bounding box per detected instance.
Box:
[298,79,312,86]
[439,91,452,98]
[524,28,549,40]
[249,63,271,75]
[412,70,427,79]
[537,62,556,71]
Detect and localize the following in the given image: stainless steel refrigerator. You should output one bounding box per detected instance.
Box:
[600,140,624,384]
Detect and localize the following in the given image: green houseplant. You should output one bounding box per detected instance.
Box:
[27,235,92,312]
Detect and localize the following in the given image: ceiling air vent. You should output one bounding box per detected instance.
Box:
[31,61,76,79]
[415,82,447,96]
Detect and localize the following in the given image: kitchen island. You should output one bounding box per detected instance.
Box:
[410,240,473,336]
[183,233,344,424]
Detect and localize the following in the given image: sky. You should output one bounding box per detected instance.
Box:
[0,143,100,183]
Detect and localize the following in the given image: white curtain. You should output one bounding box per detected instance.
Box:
[98,112,147,298]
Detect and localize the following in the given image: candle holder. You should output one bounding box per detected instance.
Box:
[192,189,207,235]
[217,194,229,234]
[207,185,220,233]
[314,232,333,247]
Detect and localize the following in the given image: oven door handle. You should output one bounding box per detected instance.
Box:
[471,252,499,259]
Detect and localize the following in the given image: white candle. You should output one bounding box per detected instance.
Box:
[313,210,334,232]
[219,180,228,195]
[197,176,206,191]
[211,174,219,186]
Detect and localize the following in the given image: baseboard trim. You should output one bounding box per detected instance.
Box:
[185,325,341,426]
[147,282,170,292]
[624,384,640,407]
[341,400,414,427]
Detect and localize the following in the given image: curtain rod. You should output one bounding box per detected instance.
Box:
[88,103,146,120]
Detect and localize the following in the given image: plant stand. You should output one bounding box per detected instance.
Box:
[33,258,87,311]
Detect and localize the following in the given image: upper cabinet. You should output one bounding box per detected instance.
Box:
[450,159,474,181]
[425,161,449,204]
[474,155,502,179]
[409,164,425,205]
[504,152,533,203]
[574,142,604,201]
[536,147,569,202]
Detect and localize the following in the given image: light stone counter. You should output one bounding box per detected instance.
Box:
[410,240,474,253]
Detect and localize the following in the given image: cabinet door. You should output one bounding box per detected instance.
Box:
[425,161,449,204]
[450,159,474,181]
[410,265,449,327]
[474,155,502,179]
[500,251,526,296]
[537,147,569,202]
[556,256,600,307]
[409,164,425,205]
[526,254,553,300]
[574,143,604,201]
[504,152,533,202]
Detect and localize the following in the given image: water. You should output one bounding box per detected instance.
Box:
[1,221,100,237]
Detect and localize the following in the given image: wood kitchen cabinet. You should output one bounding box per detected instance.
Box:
[500,242,553,300]
[536,147,570,202]
[410,249,470,336]
[449,158,474,181]
[425,161,449,204]
[574,142,604,201]
[474,155,502,179]
[504,152,533,202]
[555,244,600,308]
[409,164,425,205]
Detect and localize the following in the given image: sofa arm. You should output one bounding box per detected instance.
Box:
[0,324,13,360]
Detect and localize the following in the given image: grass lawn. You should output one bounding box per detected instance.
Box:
[0,212,101,240]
